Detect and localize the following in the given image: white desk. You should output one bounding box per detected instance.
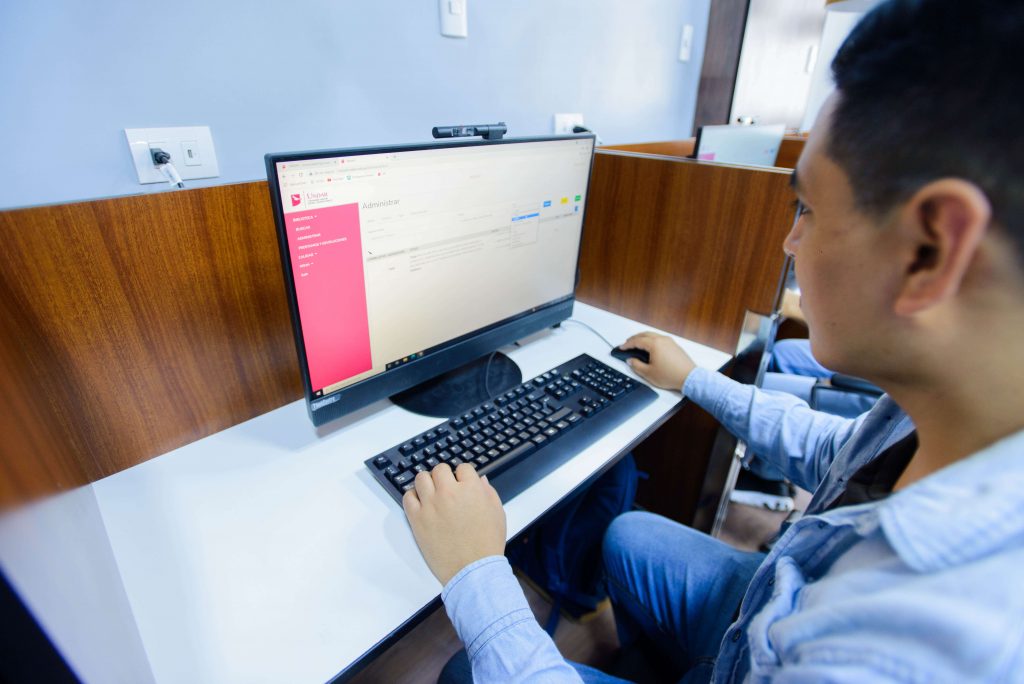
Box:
[73,303,730,683]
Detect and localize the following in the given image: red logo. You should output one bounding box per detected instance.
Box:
[290,193,301,207]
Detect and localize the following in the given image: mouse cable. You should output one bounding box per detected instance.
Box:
[562,319,615,349]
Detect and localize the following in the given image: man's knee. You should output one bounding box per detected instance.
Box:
[602,510,656,576]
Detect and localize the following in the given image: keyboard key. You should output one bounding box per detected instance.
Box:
[393,471,414,486]
[547,407,573,424]
[426,457,440,468]
[502,441,535,463]
[373,455,389,469]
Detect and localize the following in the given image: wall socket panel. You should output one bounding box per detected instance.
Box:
[125,126,219,185]
[553,113,584,135]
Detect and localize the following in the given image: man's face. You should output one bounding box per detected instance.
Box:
[784,96,903,378]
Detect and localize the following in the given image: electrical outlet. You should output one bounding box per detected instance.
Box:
[125,126,219,184]
[553,113,584,136]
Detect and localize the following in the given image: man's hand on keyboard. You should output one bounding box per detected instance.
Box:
[620,331,696,391]
[403,462,507,586]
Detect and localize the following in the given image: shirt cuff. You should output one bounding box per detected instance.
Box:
[441,555,536,659]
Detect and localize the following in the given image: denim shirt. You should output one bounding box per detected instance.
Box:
[440,368,1024,682]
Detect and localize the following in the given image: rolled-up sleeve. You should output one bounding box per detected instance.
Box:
[442,556,583,683]
[683,368,864,492]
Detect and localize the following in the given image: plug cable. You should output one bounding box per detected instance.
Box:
[150,147,185,189]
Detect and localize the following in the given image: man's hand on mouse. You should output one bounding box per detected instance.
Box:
[619,332,697,391]
[403,462,506,586]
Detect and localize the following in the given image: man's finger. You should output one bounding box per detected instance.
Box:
[414,469,436,498]
[480,475,503,504]
[402,488,421,514]
[627,358,654,382]
[431,462,456,490]
[454,462,480,483]
[620,332,650,349]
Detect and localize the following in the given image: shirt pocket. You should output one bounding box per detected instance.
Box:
[746,556,806,680]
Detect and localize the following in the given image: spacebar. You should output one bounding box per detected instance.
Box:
[480,442,536,479]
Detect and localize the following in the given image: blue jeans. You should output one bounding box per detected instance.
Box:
[438,511,764,683]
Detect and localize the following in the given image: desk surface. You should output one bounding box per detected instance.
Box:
[90,303,730,684]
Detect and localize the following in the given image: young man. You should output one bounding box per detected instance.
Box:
[403,0,1024,680]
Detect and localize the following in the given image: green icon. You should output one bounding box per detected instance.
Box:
[575,194,582,201]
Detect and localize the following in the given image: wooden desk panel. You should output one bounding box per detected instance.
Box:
[603,140,697,158]
[0,183,300,505]
[578,150,795,354]
[775,135,807,169]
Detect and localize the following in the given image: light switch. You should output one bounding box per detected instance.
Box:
[679,24,695,62]
[439,0,468,38]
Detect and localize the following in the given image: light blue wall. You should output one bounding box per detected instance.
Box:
[0,1,710,209]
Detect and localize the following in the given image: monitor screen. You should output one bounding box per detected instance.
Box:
[265,135,596,425]
[693,124,785,168]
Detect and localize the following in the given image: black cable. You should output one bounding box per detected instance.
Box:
[562,318,615,348]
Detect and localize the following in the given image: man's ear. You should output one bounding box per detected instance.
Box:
[893,179,991,317]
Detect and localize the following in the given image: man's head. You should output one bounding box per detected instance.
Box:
[786,0,1024,384]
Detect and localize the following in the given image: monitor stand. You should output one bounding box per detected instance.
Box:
[390,352,523,418]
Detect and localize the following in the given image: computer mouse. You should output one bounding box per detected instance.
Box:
[610,347,650,364]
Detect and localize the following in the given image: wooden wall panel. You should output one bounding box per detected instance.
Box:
[578,150,795,353]
[0,182,301,507]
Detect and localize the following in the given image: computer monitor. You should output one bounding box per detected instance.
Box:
[265,134,596,426]
[692,123,786,168]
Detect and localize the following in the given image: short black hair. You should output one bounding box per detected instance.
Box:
[828,0,1023,261]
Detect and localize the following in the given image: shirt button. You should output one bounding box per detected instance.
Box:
[768,577,775,586]
[731,630,742,642]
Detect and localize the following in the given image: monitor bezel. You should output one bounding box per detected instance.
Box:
[264,133,597,425]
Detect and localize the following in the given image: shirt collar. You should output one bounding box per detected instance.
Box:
[878,427,1024,573]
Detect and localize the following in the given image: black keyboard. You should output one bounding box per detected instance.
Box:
[365,353,659,504]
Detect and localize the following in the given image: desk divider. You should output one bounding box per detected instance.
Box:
[577,148,796,527]
[0,183,301,508]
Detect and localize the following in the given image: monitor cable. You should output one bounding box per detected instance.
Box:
[150,147,185,189]
[562,318,615,349]
[483,351,498,399]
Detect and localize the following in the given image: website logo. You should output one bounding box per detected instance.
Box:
[290,193,302,207]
